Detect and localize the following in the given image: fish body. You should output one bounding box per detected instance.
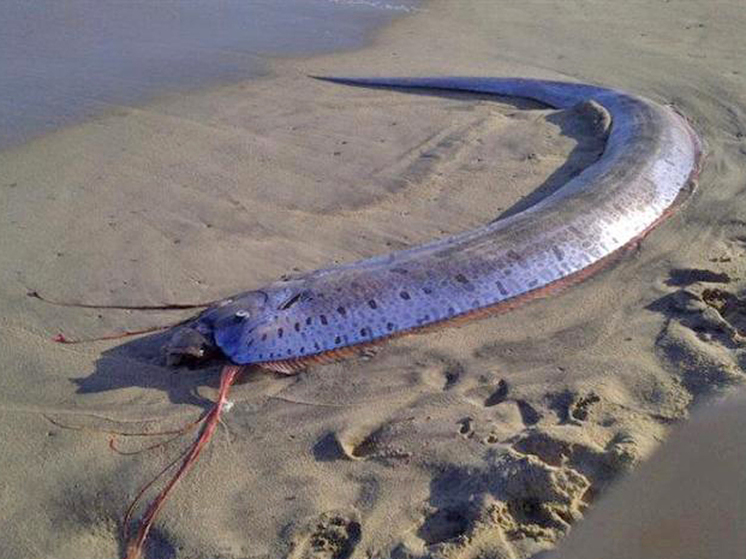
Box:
[166,78,702,372]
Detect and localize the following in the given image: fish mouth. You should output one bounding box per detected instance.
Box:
[164,325,218,367]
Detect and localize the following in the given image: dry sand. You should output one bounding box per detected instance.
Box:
[1,1,745,558]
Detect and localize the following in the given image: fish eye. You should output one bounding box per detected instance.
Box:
[235,310,250,318]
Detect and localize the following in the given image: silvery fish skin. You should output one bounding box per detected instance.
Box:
[165,78,702,372]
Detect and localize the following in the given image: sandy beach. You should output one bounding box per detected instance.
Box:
[2,1,745,558]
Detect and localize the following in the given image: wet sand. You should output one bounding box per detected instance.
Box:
[0,0,420,150]
[1,1,745,558]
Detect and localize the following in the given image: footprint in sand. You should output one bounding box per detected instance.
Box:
[314,420,414,463]
[484,379,509,407]
[288,511,361,559]
[415,355,466,391]
[457,417,474,438]
[416,507,470,547]
[515,400,542,426]
[648,266,745,405]
[462,376,509,408]
[546,389,602,425]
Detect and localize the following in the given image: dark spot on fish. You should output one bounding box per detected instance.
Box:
[277,328,284,338]
[270,352,275,358]
[400,291,411,300]
[528,279,539,288]
[294,322,301,332]
[455,274,475,291]
[334,336,342,344]
[245,339,254,348]
[551,245,565,261]
[386,322,395,331]
[448,306,456,315]
[360,328,368,337]
[368,300,378,309]
[507,249,523,262]
[306,317,313,325]
[337,306,347,317]
[422,286,433,294]
[287,349,292,355]
[496,281,509,296]
[320,315,328,325]
[314,342,320,350]
[300,347,305,353]
[391,267,409,275]
[261,334,268,341]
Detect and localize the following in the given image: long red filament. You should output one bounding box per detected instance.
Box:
[52,326,172,344]
[27,290,213,310]
[123,365,241,559]
[27,289,215,344]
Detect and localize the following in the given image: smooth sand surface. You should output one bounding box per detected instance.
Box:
[1,1,745,558]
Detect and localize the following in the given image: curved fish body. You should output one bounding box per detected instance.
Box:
[167,78,702,372]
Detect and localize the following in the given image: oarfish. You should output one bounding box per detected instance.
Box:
[164,77,702,373]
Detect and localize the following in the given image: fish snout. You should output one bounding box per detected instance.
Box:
[164,326,217,367]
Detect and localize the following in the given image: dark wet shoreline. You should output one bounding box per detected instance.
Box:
[0,0,420,150]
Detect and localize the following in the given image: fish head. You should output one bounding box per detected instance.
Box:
[164,324,216,367]
[163,289,272,367]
